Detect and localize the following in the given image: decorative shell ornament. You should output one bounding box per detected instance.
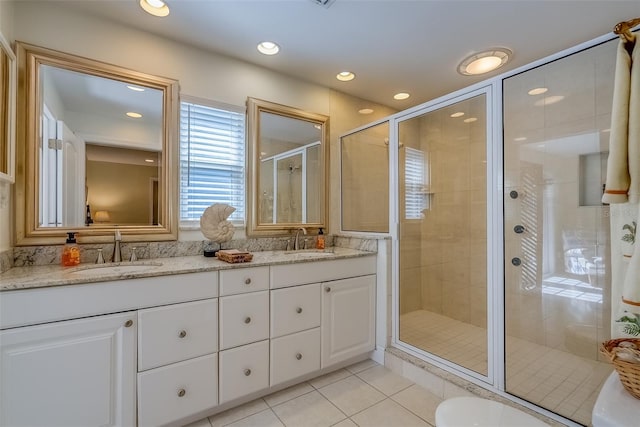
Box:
[200,203,236,244]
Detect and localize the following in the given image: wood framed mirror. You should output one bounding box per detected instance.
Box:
[246,97,329,236]
[15,42,179,245]
[0,32,16,183]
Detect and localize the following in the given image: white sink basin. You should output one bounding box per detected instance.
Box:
[68,262,163,277]
[284,250,335,258]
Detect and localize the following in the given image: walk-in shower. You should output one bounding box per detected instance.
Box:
[340,34,621,426]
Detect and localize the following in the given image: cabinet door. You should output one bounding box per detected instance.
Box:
[0,312,136,427]
[321,275,375,368]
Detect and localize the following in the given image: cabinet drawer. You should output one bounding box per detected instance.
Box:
[270,283,321,338]
[270,328,320,387]
[219,291,269,350]
[219,266,269,296]
[270,256,376,289]
[138,299,218,371]
[219,340,269,404]
[138,353,218,427]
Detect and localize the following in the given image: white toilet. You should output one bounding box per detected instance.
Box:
[435,372,640,427]
[592,371,640,427]
[435,397,549,427]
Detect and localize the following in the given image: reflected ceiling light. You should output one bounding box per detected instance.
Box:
[336,71,355,81]
[602,128,611,133]
[528,87,548,95]
[457,48,511,75]
[313,124,322,129]
[450,112,465,118]
[359,108,374,114]
[257,41,280,55]
[463,117,478,123]
[145,159,155,163]
[126,112,143,118]
[127,85,145,92]
[514,137,527,142]
[139,0,170,17]
[534,95,565,106]
[393,92,410,100]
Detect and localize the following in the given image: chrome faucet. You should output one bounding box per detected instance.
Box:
[111,230,122,263]
[293,227,307,251]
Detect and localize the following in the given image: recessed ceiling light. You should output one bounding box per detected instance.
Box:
[127,85,145,92]
[139,0,170,17]
[126,112,143,118]
[450,112,465,118]
[458,48,511,76]
[393,92,410,100]
[534,95,565,106]
[336,71,355,81]
[463,117,478,123]
[528,87,548,95]
[144,159,155,163]
[359,108,374,114]
[257,41,280,55]
[514,137,527,142]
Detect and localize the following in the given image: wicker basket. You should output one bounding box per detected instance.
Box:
[600,338,640,399]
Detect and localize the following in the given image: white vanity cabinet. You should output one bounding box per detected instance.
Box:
[0,311,137,427]
[321,274,376,367]
[270,255,377,378]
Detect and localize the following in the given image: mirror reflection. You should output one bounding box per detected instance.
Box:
[258,112,322,224]
[246,98,329,236]
[39,65,163,228]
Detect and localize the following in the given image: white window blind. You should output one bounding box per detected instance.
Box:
[180,100,245,224]
[405,147,428,219]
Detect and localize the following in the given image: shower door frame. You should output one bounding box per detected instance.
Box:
[390,83,504,388]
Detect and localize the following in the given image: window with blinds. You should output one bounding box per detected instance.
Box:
[405,147,428,219]
[179,100,245,224]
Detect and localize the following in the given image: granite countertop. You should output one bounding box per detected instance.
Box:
[0,248,375,291]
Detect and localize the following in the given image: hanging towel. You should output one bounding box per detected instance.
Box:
[605,35,640,337]
[602,39,633,204]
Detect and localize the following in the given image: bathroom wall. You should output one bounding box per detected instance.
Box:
[7,1,396,250]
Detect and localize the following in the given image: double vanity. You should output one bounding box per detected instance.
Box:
[0,248,377,427]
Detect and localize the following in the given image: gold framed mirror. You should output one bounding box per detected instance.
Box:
[15,42,179,245]
[246,97,329,236]
[0,31,16,183]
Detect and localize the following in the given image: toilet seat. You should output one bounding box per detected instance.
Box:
[435,397,548,427]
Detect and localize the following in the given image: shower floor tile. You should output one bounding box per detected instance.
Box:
[400,309,612,426]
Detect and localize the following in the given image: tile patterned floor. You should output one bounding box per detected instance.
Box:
[400,310,612,426]
[184,360,439,427]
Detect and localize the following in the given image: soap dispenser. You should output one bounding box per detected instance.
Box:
[316,228,325,250]
[62,232,80,267]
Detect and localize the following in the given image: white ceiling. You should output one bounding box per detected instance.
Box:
[51,0,639,109]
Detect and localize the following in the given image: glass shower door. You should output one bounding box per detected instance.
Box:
[503,39,616,425]
[397,92,489,377]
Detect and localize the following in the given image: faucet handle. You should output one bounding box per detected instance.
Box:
[130,247,138,262]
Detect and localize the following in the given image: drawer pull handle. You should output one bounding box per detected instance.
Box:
[245,278,252,285]
[244,317,252,324]
[177,389,186,397]
[244,369,251,376]
[296,307,303,314]
[124,319,133,328]
[325,287,331,293]
[296,353,303,360]
[179,330,187,338]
